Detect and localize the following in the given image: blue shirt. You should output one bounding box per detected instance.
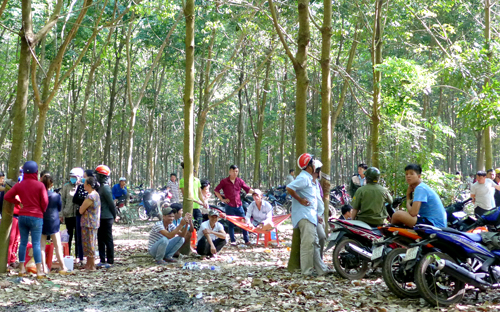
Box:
[413,182,447,228]
[112,184,128,200]
[313,181,324,217]
[287,170,317,228]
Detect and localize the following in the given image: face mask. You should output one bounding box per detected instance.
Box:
[70,177,77,184]
[81,178,86,184]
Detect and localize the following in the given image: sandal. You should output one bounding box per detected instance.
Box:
[36,274,47,280]
[59,270,71,275]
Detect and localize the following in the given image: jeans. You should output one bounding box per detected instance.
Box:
[298,219,329,275]
[225,205,249,243]
[18,216,43,264]
[196,236,226,256]
[75,215,84,261]
[149,236,185,261]
[98,218,114,264]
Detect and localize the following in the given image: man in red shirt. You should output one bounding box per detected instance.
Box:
[214,165,254,244]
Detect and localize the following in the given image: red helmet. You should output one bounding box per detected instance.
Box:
[95,165,110,176]
[297,153,314,170]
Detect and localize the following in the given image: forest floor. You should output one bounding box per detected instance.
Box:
[1,220,500,312]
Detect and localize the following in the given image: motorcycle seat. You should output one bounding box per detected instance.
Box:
[442,227,482,242]
[347,220,373,230]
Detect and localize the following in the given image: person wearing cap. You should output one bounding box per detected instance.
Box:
[5,161,49,278]
[148,207,188,264]
[196,210,226,259]
[112,177,128,201]
[493,169,500,207]
[286,153,329,276]
[61,167,84,262]
[351,166,393,227]
[214,164,254,245]
[245,189,273,231]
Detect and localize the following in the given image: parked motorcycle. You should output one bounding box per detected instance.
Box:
[116,198,132,224]
[138,188,171,221]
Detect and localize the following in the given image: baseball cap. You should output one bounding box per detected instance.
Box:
[208,210,219,217]
[162,207,173,216]
[119,177,127,181]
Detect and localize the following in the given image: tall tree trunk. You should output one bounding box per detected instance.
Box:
[484,0,493,170]
[370,0,384,168]
[180,0,195,255]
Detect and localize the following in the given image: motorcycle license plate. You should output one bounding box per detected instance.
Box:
[404,247,419,261]
[371,246,384,260]
[328,232,340,242]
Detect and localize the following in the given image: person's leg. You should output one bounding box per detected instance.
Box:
[193,209,203,229]
[52,232,68,271]
[30,217,44,277]
[97,219,106,263]
[234,206,249,243]
[297,219,316,275]
[213,238,227,253]
[8,216,20,265]
[225,206,236,243]
[475,206,489,216]
[176,230,192,256]
[17,216,29,273]
[65,217,76,256]
[391,210,417,227]
[87,229,97,270]
[40,234,48,274]
[196,236,210,256]
[149,237,169,261]
[104,219,114,264]
[164,236,185,259]
[75,215,84,262]
[312,227,330,275]
[316,223,326,259]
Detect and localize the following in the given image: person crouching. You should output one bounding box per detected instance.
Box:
[148,207,187,264]
[196,210,226,259]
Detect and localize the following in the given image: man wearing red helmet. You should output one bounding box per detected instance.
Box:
[286,153,330,276]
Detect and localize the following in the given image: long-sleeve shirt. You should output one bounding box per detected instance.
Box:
[112,184,128,200]
[5,173,48,219]
[61,182,79,218]
[214,177,251,207]
[98,184,116,219]
[313,181,325,217]
[245,200,273,225]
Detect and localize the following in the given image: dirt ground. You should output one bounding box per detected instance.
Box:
[1,220,500,311]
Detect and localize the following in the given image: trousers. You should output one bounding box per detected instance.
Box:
[297,219,329,275]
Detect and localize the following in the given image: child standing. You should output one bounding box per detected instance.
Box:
[79,177,101,271]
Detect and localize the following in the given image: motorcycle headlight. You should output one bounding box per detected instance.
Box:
[152,193,161,201]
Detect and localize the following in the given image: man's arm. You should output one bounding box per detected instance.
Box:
[245,203,254,224]
[286,187,309,206]
[214,182,229,204]
[240,179,253,195]
[350,189,361,220]
[408,201,422,217]
[103,186,117,219]
[160,219,187,239]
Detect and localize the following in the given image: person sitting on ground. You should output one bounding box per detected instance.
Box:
[351,167,393,227]
[245,189,273,231]
[79,177,101,271]
[170,203,194,256]
[148,207,188,264]
[392,164,447,228]
[196,210,226,259]
[471,170,500,216]
[112,177,128,201]
[339,205,352,220]
[40,173,69,274]
[349,163,368,197]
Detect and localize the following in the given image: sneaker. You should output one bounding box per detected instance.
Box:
[96,263,106,268]
[155,260,167,265]
[164,258,177,263]
[103,264,112,269]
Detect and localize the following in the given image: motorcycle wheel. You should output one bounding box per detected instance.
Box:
[382,248,420,298]
[415,252,466,306]
[332,237,369,280]
[138,206,148,221]
[273,203,285,215]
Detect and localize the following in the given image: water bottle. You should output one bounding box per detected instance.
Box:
[226,257,234,264]
[209,266,221,272]
[238,244,247,248]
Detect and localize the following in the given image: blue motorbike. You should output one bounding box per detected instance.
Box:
[410,209,500,306]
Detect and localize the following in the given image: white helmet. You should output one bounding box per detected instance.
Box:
[313,159,323,170]
[69,167,84,178]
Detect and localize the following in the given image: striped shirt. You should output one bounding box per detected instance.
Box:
[148,221,175,249]
[167,180,180,203]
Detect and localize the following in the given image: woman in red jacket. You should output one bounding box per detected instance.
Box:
[5,161,48,278]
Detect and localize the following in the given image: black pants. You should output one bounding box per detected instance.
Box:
[65,217,80,259]
[475,206,491,216]
[196,236,226,256]
[193,209,203,230]
[98,218,114,264]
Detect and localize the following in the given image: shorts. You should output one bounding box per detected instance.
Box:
[82,226,98,257]
[416,216,434,226]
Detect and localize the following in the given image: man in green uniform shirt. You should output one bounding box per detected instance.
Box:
[351,167,393,227]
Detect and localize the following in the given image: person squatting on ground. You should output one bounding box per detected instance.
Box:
[351,167,393,227]
[61,168,84,262]
[214,165,254,245]
[392,164,447,228]
[72,169,95,266]
[245,189,273,231]
[170,203,194,256]
[95,165,116,268]
[5,161,48,278]
[286,153,330,276]
[79,176,101,271]
[40,173,69,274]
[196,210,226,259]
[148,207,188,264]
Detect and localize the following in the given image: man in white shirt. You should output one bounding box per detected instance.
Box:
[196,210,226,259]
[471,170,500,216]
[245,189,273,231]
[285,169,295,185]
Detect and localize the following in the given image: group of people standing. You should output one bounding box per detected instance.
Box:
[2,161,119,277]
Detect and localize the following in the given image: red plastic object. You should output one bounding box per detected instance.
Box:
[224,214,290,247]
[190,229,197,248]
[25,241,70,271]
